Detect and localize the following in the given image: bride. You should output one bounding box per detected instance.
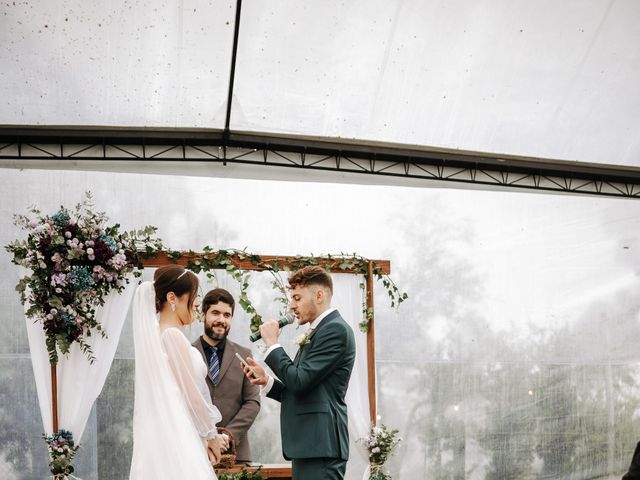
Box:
[130,265,228,479]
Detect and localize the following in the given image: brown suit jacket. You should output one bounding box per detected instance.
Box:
[192,337,260,462]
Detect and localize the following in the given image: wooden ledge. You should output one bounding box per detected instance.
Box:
[216,463,292,479]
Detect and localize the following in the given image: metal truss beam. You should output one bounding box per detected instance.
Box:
[1,127,640,198]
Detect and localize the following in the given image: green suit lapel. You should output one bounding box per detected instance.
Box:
[294,310,339,365]
[293,327,318,366]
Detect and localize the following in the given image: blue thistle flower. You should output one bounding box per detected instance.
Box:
[61,312,76,328]
[100,235,117,252]
[51,210,71,227]
[68,267,95,290]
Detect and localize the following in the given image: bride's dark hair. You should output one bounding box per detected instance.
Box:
[153,265,199,313]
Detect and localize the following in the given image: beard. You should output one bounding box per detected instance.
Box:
[205,323,229,341]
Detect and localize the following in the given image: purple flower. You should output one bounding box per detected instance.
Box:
[51,273,67,287]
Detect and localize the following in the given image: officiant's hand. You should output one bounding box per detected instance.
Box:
[259,319,281,347]
[242,357,267,386]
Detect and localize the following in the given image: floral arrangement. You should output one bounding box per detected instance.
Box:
[5,192,163,363]
[360,423,402,480]
[43,429,79,479]
[294,329,312,348]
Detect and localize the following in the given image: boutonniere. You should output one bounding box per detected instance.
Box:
[295,330,312,348]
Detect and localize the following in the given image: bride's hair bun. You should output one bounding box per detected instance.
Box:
[153,265,199,313]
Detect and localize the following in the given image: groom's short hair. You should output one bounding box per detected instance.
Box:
[288,266,333,294]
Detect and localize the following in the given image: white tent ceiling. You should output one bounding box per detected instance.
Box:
[1,0,640,167]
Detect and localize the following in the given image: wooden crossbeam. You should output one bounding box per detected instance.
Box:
[140,252,391,275]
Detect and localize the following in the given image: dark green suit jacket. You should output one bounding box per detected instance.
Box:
[623,442,640,479]
[265,309,356,461]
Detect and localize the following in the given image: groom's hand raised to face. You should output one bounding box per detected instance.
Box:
[259,319,281,348]
[241,357,267,386]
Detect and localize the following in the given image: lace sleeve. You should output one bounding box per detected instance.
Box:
[160,328,222,439]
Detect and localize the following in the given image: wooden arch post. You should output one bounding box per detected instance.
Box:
[51,364,58,432]
[366,260,377,426]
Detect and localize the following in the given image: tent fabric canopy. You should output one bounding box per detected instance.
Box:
[2,0,640,168]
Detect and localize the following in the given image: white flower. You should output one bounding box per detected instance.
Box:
[372,447,380,454]
[295,330,312,348]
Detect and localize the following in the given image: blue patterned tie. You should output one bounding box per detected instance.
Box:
[208,346,220,385]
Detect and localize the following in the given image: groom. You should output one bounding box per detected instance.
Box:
[243,266,356,480]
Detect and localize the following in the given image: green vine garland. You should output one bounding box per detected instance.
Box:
[163,249,407,334]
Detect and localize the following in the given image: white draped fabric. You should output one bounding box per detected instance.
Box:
[331,274,371,479]
[24,275,137,440]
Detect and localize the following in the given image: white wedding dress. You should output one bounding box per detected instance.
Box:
[129,282,222,480]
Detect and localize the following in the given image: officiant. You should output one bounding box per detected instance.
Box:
[192,288,261,463]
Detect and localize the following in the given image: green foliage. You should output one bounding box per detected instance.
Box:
[217,467,266,480]
[182,248,264,333]
[185,250,407,333]
[179,249,407,334]
[359,306,374,333]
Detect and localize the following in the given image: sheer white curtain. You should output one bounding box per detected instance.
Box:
[25,275,137,441]
[332,274,370,478]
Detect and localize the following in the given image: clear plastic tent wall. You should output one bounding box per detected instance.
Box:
[1,169,640,480]
[2,0,640,479]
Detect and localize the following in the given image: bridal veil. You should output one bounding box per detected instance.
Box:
[129,281,217,480]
